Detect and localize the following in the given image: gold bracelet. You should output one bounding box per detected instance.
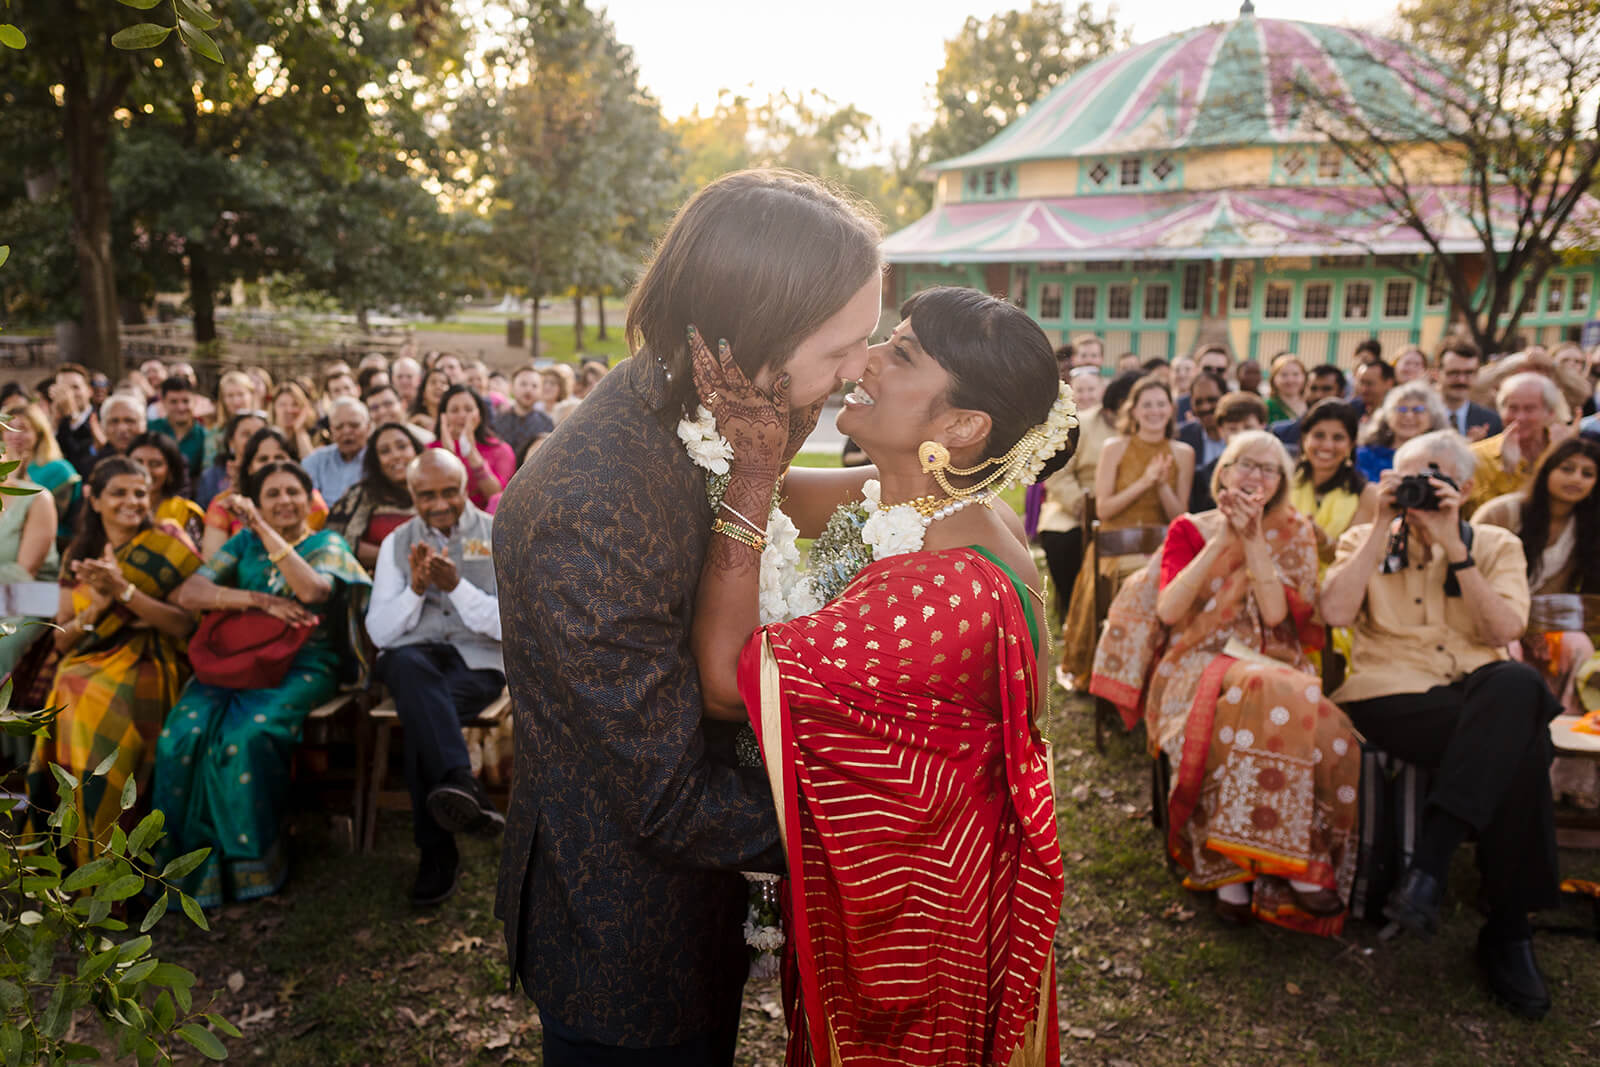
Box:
[711,517,767,553]
[268,545,292,564]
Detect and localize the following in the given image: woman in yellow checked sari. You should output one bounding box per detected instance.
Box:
[1092,432,1360,934]
[27,457,201,862]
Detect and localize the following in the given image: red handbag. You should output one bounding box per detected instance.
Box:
[187,609,316,689]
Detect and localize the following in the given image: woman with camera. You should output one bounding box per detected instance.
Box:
[1091,431,1360,932]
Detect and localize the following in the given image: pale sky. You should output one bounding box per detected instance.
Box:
[600,0,1403,155]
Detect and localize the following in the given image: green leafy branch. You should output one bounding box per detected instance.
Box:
[110,0,223,63]
[0,703,236,1064]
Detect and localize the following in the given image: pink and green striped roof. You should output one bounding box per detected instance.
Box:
[881,186,1598,263]
[931,13,1459,171]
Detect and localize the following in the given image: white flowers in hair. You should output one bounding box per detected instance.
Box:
[1018,381,1079,487]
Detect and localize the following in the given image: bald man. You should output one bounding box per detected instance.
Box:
[366,449,505,905]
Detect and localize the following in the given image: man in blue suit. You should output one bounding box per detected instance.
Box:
[1438,339,1502,441]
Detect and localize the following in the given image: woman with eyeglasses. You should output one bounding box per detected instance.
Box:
[1355,382,1451,482]
[1090,430,1361,933]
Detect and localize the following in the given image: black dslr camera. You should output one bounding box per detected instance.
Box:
[1393,463,1456,511]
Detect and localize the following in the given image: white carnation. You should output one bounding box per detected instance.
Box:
[861,504,925,561]
[677,405,733,475]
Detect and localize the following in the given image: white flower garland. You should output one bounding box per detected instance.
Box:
[857,479,925,561]
[682,385,1076,973]
[678,404,818,625]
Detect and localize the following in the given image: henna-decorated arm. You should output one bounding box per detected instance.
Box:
[686,328,790,720]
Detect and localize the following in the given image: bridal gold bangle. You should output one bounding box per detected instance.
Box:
[712,517,767,553]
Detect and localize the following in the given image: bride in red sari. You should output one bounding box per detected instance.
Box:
[691,287,1070,1066]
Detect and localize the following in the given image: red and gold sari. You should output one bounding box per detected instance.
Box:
[1090,508,1360,935]
[739,547,1062,1067]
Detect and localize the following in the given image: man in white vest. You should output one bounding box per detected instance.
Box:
[365,449,505,905]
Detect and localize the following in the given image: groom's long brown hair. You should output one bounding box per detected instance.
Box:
[626,169,883,424]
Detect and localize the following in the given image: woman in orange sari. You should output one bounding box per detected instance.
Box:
[1092,431,1361,933]
[691,287,1069,1066]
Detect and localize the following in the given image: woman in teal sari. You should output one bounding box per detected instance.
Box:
[154,460,370,907]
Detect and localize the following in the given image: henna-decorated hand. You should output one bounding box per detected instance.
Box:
[687,326,789,480]
[783,392,828,469]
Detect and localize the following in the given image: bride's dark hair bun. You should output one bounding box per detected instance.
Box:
[900,287,1061,464]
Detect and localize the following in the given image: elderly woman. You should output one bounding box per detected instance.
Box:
[200,427,328,558]
[1060,374,1193,683]
[1092,431,1361,933]
[154,460,370,908]
[25,458,201,862]
[128,431,206,546]
[1355,381,1450,482]
[324,422,423,570]
[1,399,81,546]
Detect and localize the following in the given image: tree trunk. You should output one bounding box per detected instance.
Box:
[189,243,217,345]
[530,294,542,355]
[62,70,121,378]
[573,291,586,351]
[357,306,371,333]
[596,291,607,340]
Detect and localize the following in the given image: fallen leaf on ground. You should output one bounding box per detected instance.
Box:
[226,971,245,994]
[1068,1026,1097,1040]
[237,1005,277,1028]
[1285,982,1302,996]
[397,1006,438,1030]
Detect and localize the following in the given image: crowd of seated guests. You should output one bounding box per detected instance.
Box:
[0,348,605,908]
[1065,331,1600,1021]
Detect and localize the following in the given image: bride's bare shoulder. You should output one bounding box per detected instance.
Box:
[922,507,1040,590]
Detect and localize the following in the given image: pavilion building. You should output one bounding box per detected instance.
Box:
[882,4,1599,366]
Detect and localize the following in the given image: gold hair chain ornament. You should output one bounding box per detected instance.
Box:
[914,380,1081,509]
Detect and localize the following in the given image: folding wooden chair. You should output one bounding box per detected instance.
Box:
[358,686,513,853]
[1084,493,1167,752]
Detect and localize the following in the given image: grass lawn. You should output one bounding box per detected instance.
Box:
[136,690,1600,1065]
[407,320,632,365]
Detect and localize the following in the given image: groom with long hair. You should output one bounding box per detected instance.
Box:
[494,170,882,1065]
